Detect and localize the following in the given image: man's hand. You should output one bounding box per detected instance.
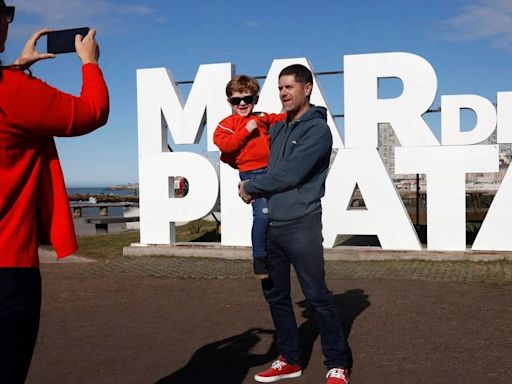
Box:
[12,28,55,68]
[245,119,258,133]
[238,180,253,204]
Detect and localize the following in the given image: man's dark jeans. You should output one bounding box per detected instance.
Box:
[261,213,348,369]
[239,168,269,258]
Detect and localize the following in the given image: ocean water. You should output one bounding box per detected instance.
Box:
[67,187,136,197]
[67,187,138,218]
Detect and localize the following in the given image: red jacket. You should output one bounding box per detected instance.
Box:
[0,64,109,267]
[213,112,286,172]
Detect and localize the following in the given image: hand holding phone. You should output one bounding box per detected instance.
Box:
[74,28,99,65]
[12,28,55,68]
[47,27,90,54]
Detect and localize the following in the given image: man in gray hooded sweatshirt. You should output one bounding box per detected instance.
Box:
[239,64,350,384]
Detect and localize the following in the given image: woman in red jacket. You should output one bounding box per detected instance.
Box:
[0,2,109,382]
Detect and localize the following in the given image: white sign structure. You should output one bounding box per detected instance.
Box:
[136,52,512,251]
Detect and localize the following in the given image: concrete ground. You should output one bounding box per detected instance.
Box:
[28,251,512,384]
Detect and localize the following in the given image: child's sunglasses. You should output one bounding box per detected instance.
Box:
[228,95,256,106]
[1,5,15,24]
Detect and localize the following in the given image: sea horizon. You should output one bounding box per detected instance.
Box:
[67,186,138,197]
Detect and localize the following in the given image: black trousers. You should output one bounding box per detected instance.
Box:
[0,268,41,384]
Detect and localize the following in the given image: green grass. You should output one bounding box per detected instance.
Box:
[74,219,219,259]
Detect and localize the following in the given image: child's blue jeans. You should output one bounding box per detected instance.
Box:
[239,168,269,258]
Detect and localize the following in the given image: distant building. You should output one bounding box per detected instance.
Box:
[377,123,418,181]
[376,125,512,191]
[377,123,398,177]
[466,129,512,189]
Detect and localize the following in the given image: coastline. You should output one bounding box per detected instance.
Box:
[67,186,140,235]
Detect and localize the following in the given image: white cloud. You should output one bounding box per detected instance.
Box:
[442,0,512,49]
[13,0,155,25]
[117,5,155,16]
[6,0,158,43]
[244,20,261,28]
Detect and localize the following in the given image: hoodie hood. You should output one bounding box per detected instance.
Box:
[292,105,327,124]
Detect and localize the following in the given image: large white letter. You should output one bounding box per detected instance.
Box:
[137,66,228,244]
[497,91,512,144]
[395,145,498,251]
[323,148,421,250]
[137,64,233,152]
[441,95,496,145]
[344,52,439,148]
[218,163,252,246]
[472,166,512,250]
[139,153,218,244]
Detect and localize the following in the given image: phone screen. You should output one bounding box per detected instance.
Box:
[47,27,90,54]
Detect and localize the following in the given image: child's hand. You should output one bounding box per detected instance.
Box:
[245,119,258,133]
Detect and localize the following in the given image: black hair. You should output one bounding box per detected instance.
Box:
[278,64,313,85]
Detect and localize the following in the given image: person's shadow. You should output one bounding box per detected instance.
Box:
[155,327,277,384]
[297,289,370,370]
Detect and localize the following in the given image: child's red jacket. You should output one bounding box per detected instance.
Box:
[213,112,286,172]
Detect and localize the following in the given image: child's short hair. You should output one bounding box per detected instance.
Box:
[226,75,260,97]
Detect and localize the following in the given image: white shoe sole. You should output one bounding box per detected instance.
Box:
[254,370,302,382]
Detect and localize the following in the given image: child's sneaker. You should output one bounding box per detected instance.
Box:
[253,257,269,279]
[254,357,302,382]
[326,368,350,384]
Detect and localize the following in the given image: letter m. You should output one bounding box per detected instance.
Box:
[137,63,234,154]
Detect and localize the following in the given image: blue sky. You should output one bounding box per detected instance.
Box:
[4,0,512,186]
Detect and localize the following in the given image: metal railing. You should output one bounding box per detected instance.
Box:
[173,69,457,118]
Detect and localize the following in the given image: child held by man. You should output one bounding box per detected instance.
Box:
[214,75,285,279]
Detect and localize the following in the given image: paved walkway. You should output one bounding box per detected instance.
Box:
[28,251,512,384]
[40,247,512,284]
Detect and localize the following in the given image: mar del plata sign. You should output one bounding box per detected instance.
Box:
[136,52,512,252]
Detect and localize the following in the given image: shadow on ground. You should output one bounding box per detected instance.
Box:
[191,229,221,242]
[298,289,370,370]
[155,328,277,384]
[335,225,484,247]
[155,289,370,383]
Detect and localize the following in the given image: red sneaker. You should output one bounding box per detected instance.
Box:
[326,368,350,384]
[254,358,302,382]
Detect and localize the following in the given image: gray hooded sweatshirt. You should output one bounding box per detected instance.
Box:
[244,105,332,223]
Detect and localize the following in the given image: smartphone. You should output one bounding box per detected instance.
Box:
[46,27,90,54]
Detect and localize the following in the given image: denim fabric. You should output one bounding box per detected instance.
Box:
[0,268,41,383]
[240,168,269,258]
[261,213,348,369]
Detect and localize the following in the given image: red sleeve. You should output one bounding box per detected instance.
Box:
[213,115,252,153]
[4,63,109,137]
[254,112,286,135]
[265,112,287,126]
